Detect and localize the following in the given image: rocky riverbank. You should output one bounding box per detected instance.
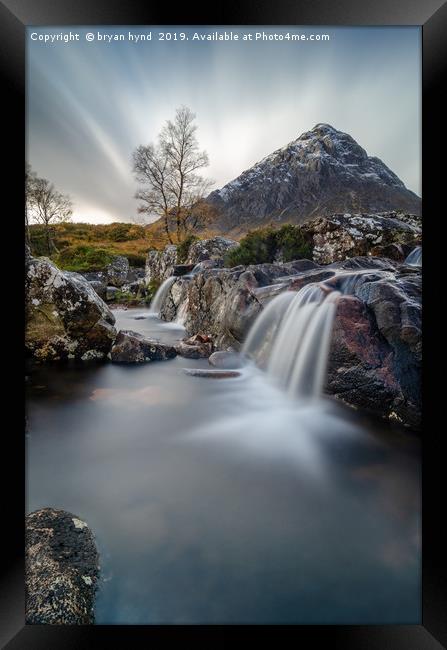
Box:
[25,214,422,428]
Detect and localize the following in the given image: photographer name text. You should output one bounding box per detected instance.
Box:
[30,30,331,45]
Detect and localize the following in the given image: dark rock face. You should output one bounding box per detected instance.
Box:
[110,329,177,363]
[206,124,421,233]
[107,255,130,287]
[173,264,196,276]
[302,212,421,265]
[26,257,117,362]
[26,508,99,625]
[175,333,214,359]
[327,267,421,427]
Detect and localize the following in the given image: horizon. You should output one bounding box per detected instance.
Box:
[27,26,421,224]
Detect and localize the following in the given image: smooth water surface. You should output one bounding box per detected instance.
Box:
[26,307,421,624]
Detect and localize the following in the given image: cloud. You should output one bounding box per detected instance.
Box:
[27,26,421,223]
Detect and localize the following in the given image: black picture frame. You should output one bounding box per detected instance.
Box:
[1,0,445,647]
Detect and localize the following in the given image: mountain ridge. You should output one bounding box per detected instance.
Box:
[205,123,421,234]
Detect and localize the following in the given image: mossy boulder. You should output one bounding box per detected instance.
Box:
[26,256,117,361]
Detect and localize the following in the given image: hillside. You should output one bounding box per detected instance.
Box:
[28,222,157,271]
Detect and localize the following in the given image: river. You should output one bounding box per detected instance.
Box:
[26,307,421,624]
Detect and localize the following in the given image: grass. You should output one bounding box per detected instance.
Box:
[29,222,155,272]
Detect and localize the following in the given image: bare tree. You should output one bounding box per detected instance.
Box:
[25,163,36,246]
[26,166,72,255]
[132,106,212,243]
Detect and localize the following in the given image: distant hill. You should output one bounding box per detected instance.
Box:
[205,123,421,235]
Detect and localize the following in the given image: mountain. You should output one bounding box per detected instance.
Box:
[206,124,421,234]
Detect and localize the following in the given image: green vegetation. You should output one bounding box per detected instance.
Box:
[225,224,313,267]
[29,222,150,272]
[176,234,198,263]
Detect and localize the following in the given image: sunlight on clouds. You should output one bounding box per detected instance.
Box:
[27,26,421,223]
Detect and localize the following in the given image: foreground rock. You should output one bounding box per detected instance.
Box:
[175,333,214,359]
[327,268,421,427]
[26,256,117,362]
[302,212,421,265]
[26,508,99,625]
[110,329,177,363]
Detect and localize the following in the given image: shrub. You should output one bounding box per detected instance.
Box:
[54,245,114,272]
[225,224,313,267]
[177,234,199,263]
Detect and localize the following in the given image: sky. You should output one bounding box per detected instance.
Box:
[27,26,421,224]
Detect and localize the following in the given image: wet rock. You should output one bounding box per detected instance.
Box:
[208,351,245,369]
[110,329,177,363]
[327,269,421,428]
[106,255,130,287]
[175,333,214,359]
[183,368,241,379]
[26,256,117,362]
[26,508,99,625]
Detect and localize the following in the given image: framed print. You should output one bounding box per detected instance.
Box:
[0,0,445,647]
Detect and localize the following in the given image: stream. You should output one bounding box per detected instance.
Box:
[26,307,421,624]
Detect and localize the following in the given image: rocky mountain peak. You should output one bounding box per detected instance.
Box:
[206,124,419,233]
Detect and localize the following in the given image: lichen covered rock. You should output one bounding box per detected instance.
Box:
[303,212,421,265]
[26,257,117,361]
[26,508,99,625]
[106,255,130,287]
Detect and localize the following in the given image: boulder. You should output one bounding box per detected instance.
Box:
[175,333,214,359]
[110,329,177,363]
[26,257,117,362]
[302,212,421,265]
[106,255,130,287]
[88,280,107,300]
[186,237,239,264]
[26,508,99,625]
[145,245,178,285]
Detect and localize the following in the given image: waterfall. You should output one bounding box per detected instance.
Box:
[243,283,339,399]
[149,277,176,316]
[405,246,422,267]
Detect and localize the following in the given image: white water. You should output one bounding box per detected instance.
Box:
[243,283,339,399]
[405,246,422,267]
[149,277,176,316]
